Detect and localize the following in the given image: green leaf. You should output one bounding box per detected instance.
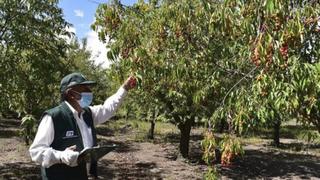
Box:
[266,0,275,13]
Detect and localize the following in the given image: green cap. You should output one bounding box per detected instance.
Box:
[60,72,96,93]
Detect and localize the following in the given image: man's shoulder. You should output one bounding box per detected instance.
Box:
[44,103,65,117]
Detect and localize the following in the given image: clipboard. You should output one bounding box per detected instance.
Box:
[78,144,118,163]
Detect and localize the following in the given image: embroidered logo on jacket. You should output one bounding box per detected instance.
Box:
[62,130,78,139]
[66,130,74,137]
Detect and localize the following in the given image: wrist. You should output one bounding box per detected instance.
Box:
[56,150,64,164]
[122,84,129,91]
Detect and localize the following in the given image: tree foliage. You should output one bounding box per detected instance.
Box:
[0,0,72,117]
[93,0,226,157]
[210,0,320,135]
[0,0,110,119]
[93,0,320,160]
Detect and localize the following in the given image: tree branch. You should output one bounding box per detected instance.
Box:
[87,0,103,5]
[221,66,258,106]
[212,61,254,79]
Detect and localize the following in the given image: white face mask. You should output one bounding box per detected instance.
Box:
[77,92,93,108]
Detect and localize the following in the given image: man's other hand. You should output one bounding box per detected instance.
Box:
[60,145,79,167]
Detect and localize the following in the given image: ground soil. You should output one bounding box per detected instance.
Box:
[0,119,319,179]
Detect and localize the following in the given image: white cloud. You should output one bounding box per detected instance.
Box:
[86,30,111,68]
[59,26,76,44]
[66,26,76,34]
[74,9,84,18]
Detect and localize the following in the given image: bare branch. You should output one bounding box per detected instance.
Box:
[221,66,258,106]
[212,61,254,79]
[87,0,104,5]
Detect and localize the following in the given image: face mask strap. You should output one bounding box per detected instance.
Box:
[67,89,82,100]
[68,89,80,95]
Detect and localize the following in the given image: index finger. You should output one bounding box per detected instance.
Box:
[66,145,77,151]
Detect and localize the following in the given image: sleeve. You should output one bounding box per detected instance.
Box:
[90,86,128,126]
[29,115,63,168]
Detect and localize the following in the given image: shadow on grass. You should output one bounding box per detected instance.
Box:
[96,122,133,137]
[97,138,139,153]
[98,159,162,179]
[0,118,20,126]
[156,132,206,165]
[245,125,318,140]
[96,126,115,136]
[275,142,320,152]
[0,128,20,138]
[0,161,41,180]
[161,132,203,144]
[280,125,318,139]
[189,141,206,165]
[218,149,320,179]
[0,119,21,138]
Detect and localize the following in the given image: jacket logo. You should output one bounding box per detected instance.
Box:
[66,131,74,137]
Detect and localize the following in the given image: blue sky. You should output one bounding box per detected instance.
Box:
[58,0,136,39]
[58,0,138,67]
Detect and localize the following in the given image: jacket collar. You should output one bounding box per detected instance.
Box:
[63,101,83,118]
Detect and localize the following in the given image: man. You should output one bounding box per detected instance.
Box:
[29,72,136,180]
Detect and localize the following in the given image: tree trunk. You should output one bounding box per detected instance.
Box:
[125,107,130,120]
[273,119,281,147]
[313,117,320,134]
[219,119,226,133]
[25,136,29,146]
[148,119,155,139]
[178,118,193,158]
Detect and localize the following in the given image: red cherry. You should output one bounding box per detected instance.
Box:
[129,77,137,88]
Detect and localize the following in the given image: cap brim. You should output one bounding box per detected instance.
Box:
[79,81,96,86]
[64,81,97,91]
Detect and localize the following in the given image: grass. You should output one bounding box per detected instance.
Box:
[281,125,320,143]
[241,136,266,145]
[242,124,319,142]
[239,123,320,155]
[102,119,179,142]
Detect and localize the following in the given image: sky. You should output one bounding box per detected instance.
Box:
[58,0,137,68]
